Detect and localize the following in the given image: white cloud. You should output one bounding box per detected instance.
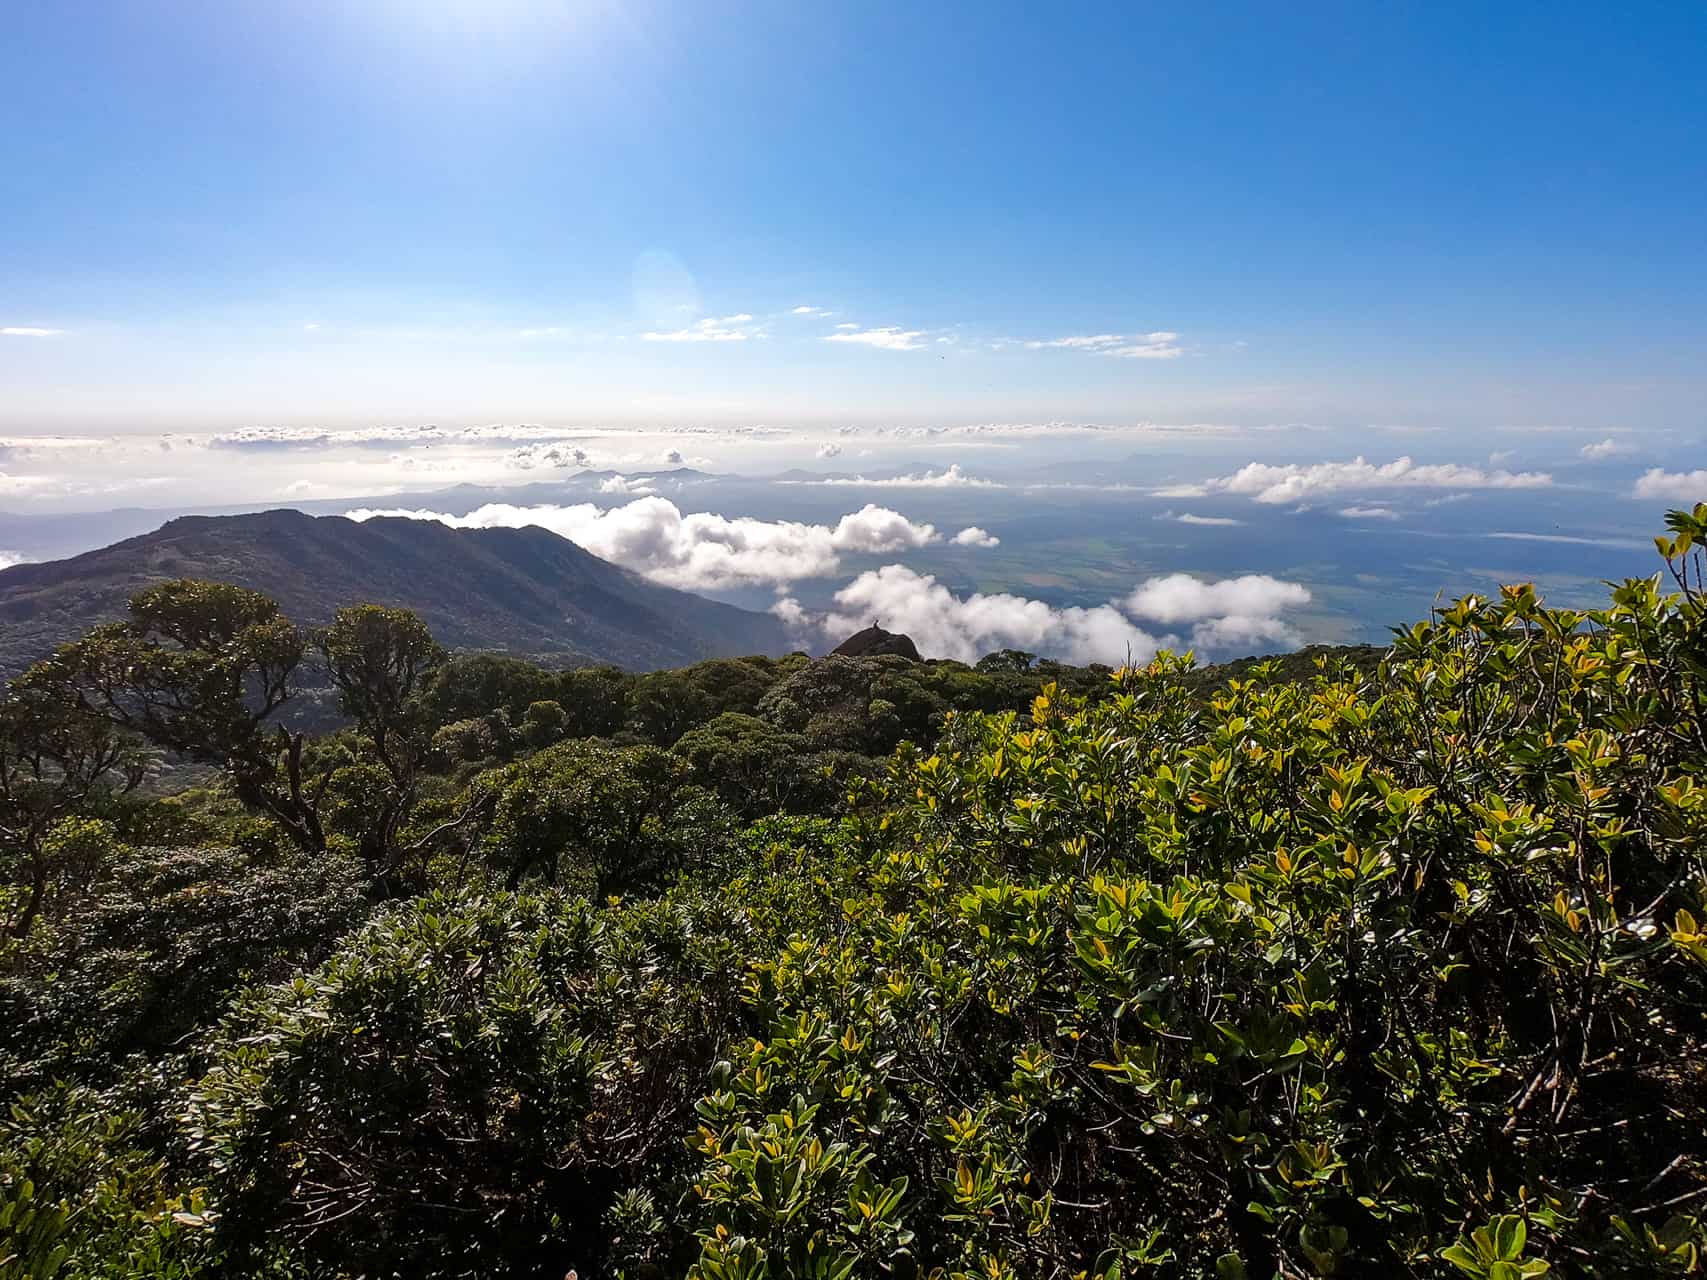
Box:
[0,435,106,455]
[1187,613,1303,652]
[770,595,809,628]
[599,475,657,497]
[791,305,831,316]
[1634,468,1707,503]
[780,463,1003,489]
[209,425,445,450]
[952,526,1001,548]
[1580,437,1627,460]
[830,503,941,553]
[510,442,592,470]
[1124,573,1311,626]
[834,322,860,330]
[1158,510,1244,527]
[1023,331,1182,359]
[641,314,759,343]
[823,326,928,351]
[799,565,1312,665]
[1,327,64,337]
[0,550,29,569]
[816,442,842,459]
[1160,455,1553,505]
[819,565,1168,665]
[344,499,941,590]
[1340,505,1398,519]
[1488,449,1516,465]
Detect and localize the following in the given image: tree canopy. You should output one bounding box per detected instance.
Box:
[2,508,1705,1278]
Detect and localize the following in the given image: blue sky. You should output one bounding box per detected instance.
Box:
[2,0,1704,434]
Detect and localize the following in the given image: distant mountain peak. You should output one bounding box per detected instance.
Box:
[0,509,790,678]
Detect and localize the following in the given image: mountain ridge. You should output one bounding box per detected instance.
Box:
[0,508,793,677]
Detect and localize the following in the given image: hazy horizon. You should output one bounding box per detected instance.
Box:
[3,2,1703,664]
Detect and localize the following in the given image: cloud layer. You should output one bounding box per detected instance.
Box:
[1159,455,1553,505]
[780,464,1003,489]
[778,567,1310,665]
[344,498,943,590]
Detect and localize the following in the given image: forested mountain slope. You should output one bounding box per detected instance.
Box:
[0,508,791,675]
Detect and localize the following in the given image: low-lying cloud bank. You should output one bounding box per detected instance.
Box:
[778,464,1003,489]
[344,499,971,590]
[1159,455,1553,505]
[775,567,1312,665]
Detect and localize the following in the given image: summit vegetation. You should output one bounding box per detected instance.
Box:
[1,509,1705,1278]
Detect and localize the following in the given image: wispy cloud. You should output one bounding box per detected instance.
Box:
[1487,531,1649,550]
[824,326,928,351]
[1022,331,1182,359]
[780,463,1004,489]
[790,305,831,316]
[1157,510,1243,527]
[1025,333,1127,350]
[1340,505,1399,519]
[1159,455,1554,505]
[641,314,759,343]
[1579,437,1628,460]
[1,327,64,338]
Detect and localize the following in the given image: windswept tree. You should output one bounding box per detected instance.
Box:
[20,580,322,851]
[315,604,446,885]
[0,688,146,939]
[22,584,457,893]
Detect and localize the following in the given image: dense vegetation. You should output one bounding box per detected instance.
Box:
[2,511,1704,1278]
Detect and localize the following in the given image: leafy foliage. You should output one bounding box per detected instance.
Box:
[4,509,1705,1278]
[1,838,367,1094]
[470,740,734,897]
